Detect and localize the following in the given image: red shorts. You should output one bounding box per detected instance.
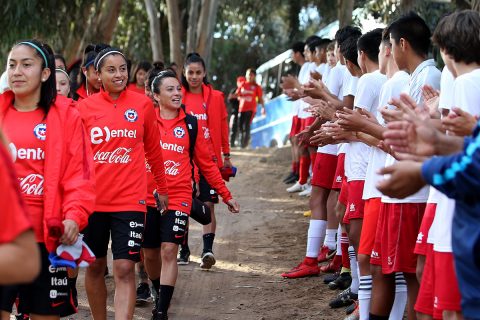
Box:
[415,246,462,317]
[332,153,345,190]
[338,178,349,207]
[311,153,338,189]
[414,203,436,256]
[290,116,301,138]
[358,198,381,256]
[375,202,426,274]
[342,181,365,224]
[304,116,315,127]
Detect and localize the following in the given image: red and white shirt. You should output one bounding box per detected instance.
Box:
[78,89,167,212]
[238,82,262,113]
[4,106,46,242]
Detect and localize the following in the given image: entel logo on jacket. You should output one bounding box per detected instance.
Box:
[90,126,137,144]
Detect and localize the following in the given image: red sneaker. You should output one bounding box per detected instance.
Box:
[318,245,336,263]
[281,258,320,278]
[320,254,342,273]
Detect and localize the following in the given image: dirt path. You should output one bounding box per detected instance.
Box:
[70,147,343,320]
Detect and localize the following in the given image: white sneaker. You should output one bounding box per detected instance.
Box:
[298,184,312,197]
[286,181,307,193]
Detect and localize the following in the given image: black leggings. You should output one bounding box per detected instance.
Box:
[239,111,253,148]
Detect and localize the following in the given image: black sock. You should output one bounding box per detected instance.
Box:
[68,275,78,289]
[150,278,160,295]
[369,313,389,320]
[180,232,189,253]
[203,233,215,253]
[158,285,174,313]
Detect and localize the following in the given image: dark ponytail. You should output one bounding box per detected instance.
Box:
[145,61,165,91]
[181,52,209,91]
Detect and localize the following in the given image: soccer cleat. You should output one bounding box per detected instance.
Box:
[200,251,216,269]
[329,287,358,308]
[283,172,296,183]
[344,303,359,320]
[151,310,168,320]
[281,259,320,278]
[177,249,190,265]
[317,245,336,263]
[328,272,352,290]
[303,210,312,217]
[323,271,340,284]
[298,184,312,197]
[320,254,342,272]
[345,300,358,315]
[136,282,152,305]
[286,181,307,193]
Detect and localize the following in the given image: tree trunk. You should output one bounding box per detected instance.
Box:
[337,0,354,28]
[144,0,164,62]
[186,0,200,54]
[64,2,94,63]
[288,1,301,41]
[166,0,183,64]
[75,0,122,59]
[470,0,480,11]
[196,0,219,69]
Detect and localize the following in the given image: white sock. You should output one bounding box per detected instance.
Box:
[349,247,359,294]
[336,225,342,256]
[389,273,407,320]
[325,228,337,250]
[358,275,372,320]
[305,219,327,258]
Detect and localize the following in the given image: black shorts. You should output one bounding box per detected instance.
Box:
[83,211,145,262]
[0,244,75,317]
[197,174,219,204]
[142,207,189,248]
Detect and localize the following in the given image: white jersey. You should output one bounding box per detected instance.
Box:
[326,61,345,98]
[429,68,480,253]
[382,60,441,203]
[337,73,358,157]
[345,70,386,182]
[363,71,409,200]
[298,62,317,119]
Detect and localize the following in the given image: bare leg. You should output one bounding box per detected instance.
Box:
[404,272,420,320]
[85,257,108,320]
[112,259,136,320]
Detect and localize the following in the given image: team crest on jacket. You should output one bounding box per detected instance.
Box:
[173,126,185,138]
[33,123,47,141]
[124,109,138,122]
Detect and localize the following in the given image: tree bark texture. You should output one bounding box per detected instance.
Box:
[145,0,164,62]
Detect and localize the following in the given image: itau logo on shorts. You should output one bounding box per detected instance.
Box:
[33,123,47,141]
[124,109,138,122]
[173,126,185,138]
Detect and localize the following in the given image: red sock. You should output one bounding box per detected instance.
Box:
[292,161,299,174]
[341,233,350,269]
[298,155,310,184]
[310,152,317,169]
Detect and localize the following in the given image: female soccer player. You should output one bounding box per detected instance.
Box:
[0,39,95,320]
[179,53,232,268]
[128,61,152,94]
[143,70,239,319]
[77,46,168,320]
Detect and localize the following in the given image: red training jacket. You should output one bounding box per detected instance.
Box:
[78,89,167,212]
[182,84,230,169]
[0,91,96,252]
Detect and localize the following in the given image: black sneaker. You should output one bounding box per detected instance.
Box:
[329,288,358,308]
[328,272,352,290]
[284,173,299,184]
[200,251,216,269]
[151,310,168,320]
[283,172,296,183]
[345,301,358,315]
[177,249,190,265]
[323,271,340,284]
[136,282,152,305]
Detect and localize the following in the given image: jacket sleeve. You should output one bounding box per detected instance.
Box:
[193,130,232,203]
[61,107,96,231]
[143,102,168,195]
[421,133,480,201]
[218,93,231,155]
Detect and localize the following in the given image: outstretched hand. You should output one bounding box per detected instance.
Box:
[376,161,426,198]
[442,107,477,137]
[226,199,240,213]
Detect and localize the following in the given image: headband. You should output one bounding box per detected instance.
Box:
[95,50,125,70]
[17,41,48,68]
[55,68,70,80]
[84,58,95,68]
[150,70,175,93]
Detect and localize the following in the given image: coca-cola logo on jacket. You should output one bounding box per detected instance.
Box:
[164,160,180,176]
[93,147,132,164]
[90,126,137,145]
[19,173,44,196]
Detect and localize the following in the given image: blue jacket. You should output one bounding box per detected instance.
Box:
[421,122,480,319]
